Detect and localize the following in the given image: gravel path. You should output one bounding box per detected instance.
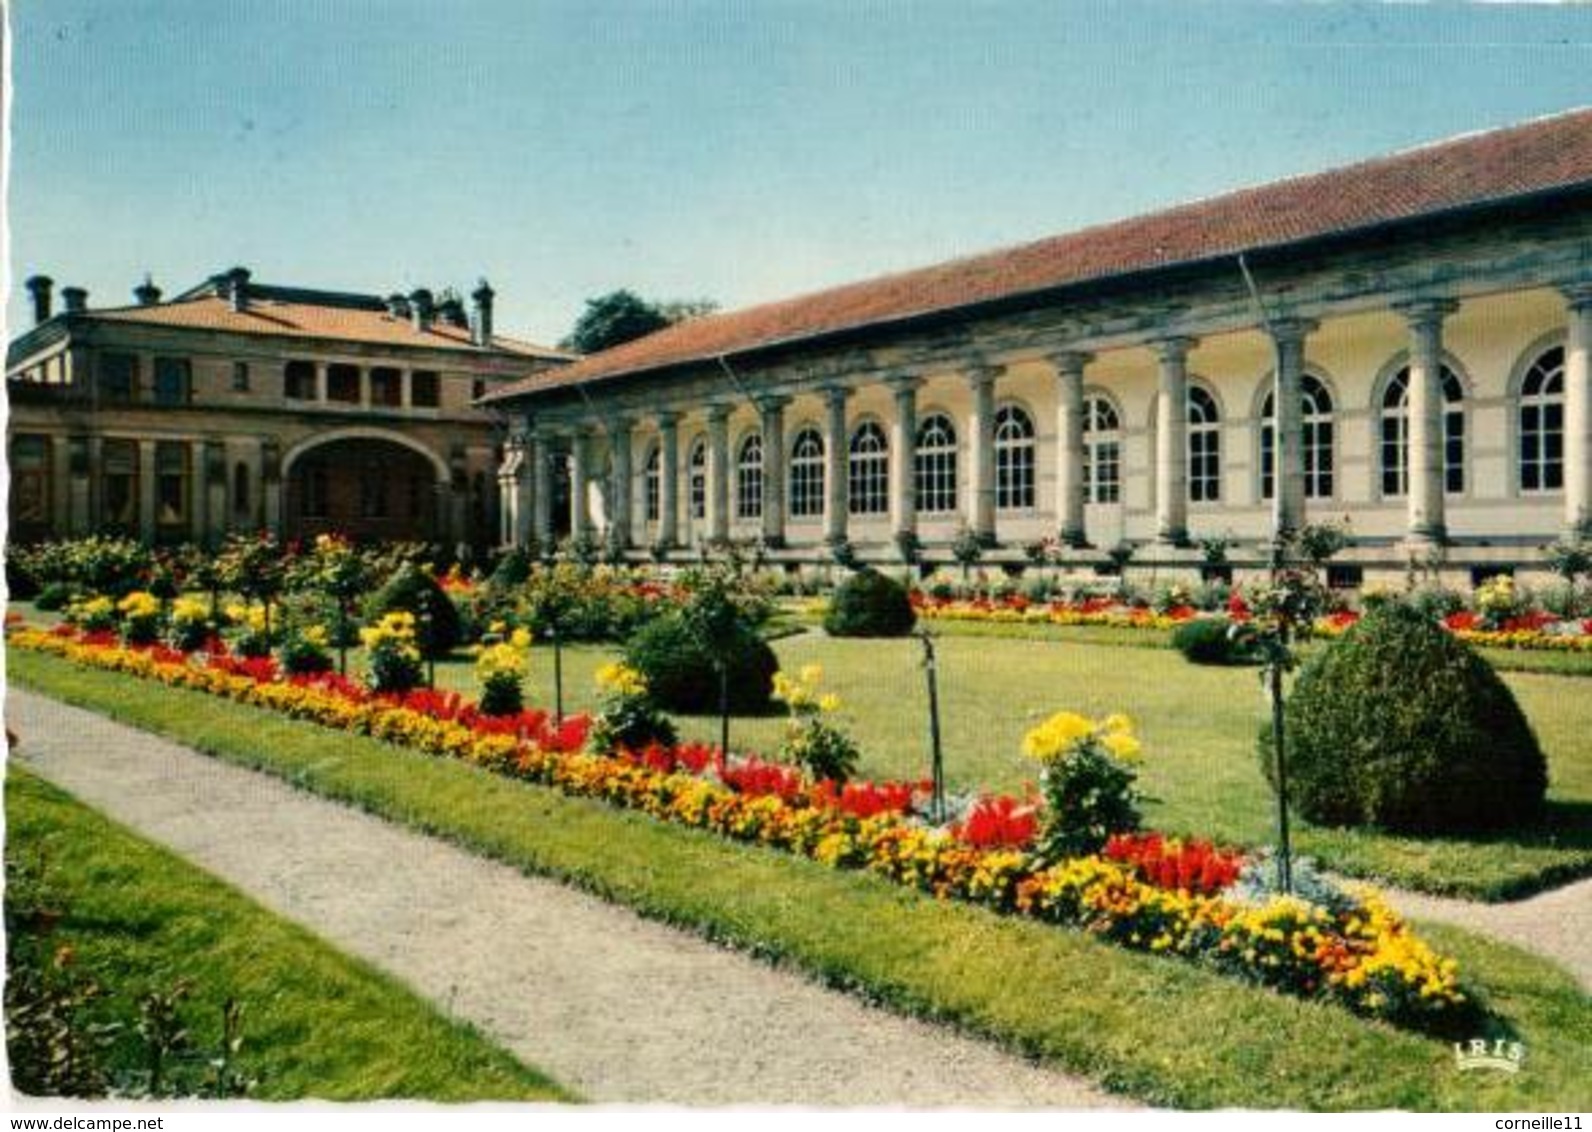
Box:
[1370,879,1592,993]
[7,688,1129,1108]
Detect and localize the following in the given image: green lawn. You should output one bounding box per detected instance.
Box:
[4,767,573,1102]
[417,630,1592,900]
[8,651,1591,1110]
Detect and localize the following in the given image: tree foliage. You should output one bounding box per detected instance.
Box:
[559,289,718,354]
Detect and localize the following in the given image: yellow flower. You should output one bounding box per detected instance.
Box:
[799,663,824,686]
[595,662,647,697]
[1099,731,1142,762]
[509,627,533,650]
[1101,713,1134,736]
[1021,711,1095,762]
[818,693,842,714]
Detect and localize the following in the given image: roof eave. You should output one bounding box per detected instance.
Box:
[486,177,1592,407]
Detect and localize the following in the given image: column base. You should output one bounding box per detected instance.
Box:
[1155,530,1191,550]
[1059,526,1091,550]
[760,534,787,550]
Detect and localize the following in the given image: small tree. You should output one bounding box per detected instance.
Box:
[677,561,770,756]
[215,532,290,643]
[287,534,376,675]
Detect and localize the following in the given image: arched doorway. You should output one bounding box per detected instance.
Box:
[284,435,444,543]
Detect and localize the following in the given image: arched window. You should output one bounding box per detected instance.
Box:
[644,445,661,522]
[1380,366,1465,497]
[1188,386,1221,503]
[1260,374,1335,501]
[848,422,888,516]
[1519,345,1565,494]
[915,414,958,514]
[1083,396,1122,505]
[688,439,707,520]
[736,433,763,520]
[789,428,825,519]
[994,405,1036,510]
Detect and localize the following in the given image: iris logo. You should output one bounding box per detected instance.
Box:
[1454,1038,1525,1073]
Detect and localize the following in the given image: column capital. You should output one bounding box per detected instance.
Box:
[965,362,1003,389]
[655,409,681,428]
[1150,336,1198,364]
[820,383,853,407]
[1392,298,1459,329]
[754,394,793,414]
[606,415,634,436]
[1046,350,1094,377]
[885,373,924,396]
[705,402,733,424]
[1269,317,1319,345]
[1560,282,1592,311]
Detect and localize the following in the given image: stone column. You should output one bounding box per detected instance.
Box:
[358,367,371,409]
[511,428,533,548]
[138,439,157,543]
[1050,350,1092,547]
[1153,337,1196,546]
[888,376,922,539]
[658,411,681,549]
[608,417,633,549]
[86,436,104,531]
[966,364,1000,544]
[531,430,553,548]
[570,428,592,538]
[1563,284,1592,539]
[1269,319,1316,536]
[497,440,518,549]
[758,396,790,547]
[314,363,328,403]
[261,440,283,534]
[706,404,731,543]
[401,369,413,409]
[1396,299,1458,545]
[822,386,850,545]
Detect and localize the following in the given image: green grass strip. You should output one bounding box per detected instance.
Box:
[5,766,573,1102]
[11,650,1591,1110]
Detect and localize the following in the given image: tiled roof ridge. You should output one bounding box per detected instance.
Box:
[488,105,1592,401]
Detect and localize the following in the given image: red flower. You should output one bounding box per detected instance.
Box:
[953,794,1039,849]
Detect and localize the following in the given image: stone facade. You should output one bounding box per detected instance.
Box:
[489,113,1592,584]
[6,270,570,551]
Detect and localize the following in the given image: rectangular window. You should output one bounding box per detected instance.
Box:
[1444,411,1465,495]
[233,362,250,392]
[155,442,190,535]
[1085,441,1120,504]
[327,363,360,403]
[284,360,316,400]
[153,357,191,406]
[1189,429,1221,503]
[472,379,487,403]
[101,439,140,533]
[99,353,138,403]
[411,370,440,408]
[370,367,402,407]
[10,435,52,533]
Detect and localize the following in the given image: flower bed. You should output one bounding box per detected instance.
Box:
[10,623,1468,1032]
[913,593,1193,631]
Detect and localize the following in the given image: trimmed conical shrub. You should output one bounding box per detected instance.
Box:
[1263,602,1548,833]
[823,569,916,637]
[624,611,778,714]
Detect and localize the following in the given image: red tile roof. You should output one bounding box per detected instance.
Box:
[489,107,1592,402]
[91,294,569,361]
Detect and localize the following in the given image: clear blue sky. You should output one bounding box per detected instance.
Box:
[6,1,1591,347]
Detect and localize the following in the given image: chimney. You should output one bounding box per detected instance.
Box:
[133,275,162,306]
[226,266,252,312]
[60,286,88,315]
[471,279,495,347]
[24,275,53,324]
[409,288,434,333]
[385,292,410,319]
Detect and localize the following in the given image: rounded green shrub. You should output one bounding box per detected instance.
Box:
[1171,617,1257,666]
[823,569,916,637]
[1263,602,1548,833]
[366,564,461,659]
[624,612,777,714]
